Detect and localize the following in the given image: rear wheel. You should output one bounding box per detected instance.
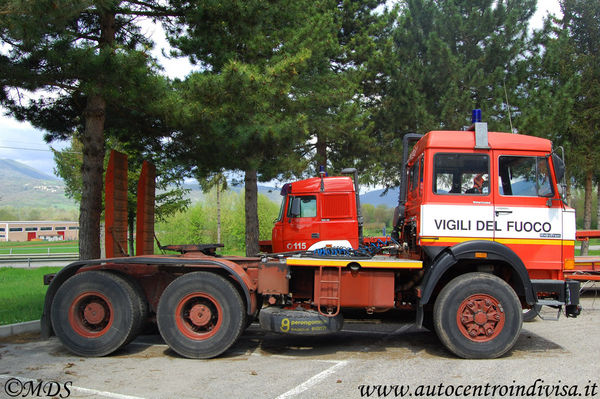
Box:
[157,272,245,359]
[51,271,138,357]
[433,273,522,359]
[111,272,149,343]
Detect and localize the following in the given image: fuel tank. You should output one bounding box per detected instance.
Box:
[259,307,343,335]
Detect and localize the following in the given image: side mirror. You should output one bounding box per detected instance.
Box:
[290,197,301,218]
[552,153,565,182]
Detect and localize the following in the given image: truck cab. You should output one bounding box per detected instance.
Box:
[400,126,575,283]
[270,176,359,253]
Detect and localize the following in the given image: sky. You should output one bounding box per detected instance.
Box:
[0,1,562,177]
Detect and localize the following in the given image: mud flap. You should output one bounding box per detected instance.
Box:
[565,280,581,318]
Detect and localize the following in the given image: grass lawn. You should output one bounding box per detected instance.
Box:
[0,240,79,255]
[580,238,600,246]
[0,267,62,325]
[577,238,600,256]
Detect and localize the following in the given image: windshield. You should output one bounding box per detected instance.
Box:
[275,195,286,222]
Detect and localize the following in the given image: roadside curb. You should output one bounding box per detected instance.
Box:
[0,320,40,338]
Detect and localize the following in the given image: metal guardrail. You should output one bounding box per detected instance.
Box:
[0,253,79,267]
[0,253,79,260]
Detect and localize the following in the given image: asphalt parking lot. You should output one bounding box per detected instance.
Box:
[1,293,599,399]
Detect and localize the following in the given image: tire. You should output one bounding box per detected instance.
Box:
[433,273,522,359]
[157,272,245,359]
[111,272,149,343]
[523,304,541,322]
[50,271,138,357]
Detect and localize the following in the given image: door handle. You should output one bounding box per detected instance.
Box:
[495,210,513,216]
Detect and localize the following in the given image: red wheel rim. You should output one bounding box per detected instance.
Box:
[456,294,505,342]
[68,291,114,338]
[175,293,222,340]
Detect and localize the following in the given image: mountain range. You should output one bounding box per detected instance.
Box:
[0,159,397,212]
[0,159,77,210]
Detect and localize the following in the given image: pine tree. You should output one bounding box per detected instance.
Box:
[376,0,536,186]
[560,0,600,254]
[519,0,600,253]
[0,0,179,259]
[290,0,391,178]
[164,0,350,255]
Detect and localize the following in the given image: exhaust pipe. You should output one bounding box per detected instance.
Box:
[392,133,423,241]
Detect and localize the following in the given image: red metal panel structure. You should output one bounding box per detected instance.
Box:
[576,230,600,240]
[136,160,156,256]
[567,230,600,281]
[105,150,128,258]
[567,257,600,281]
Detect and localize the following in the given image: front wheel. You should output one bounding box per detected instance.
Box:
[433,273,522,359]
[157,272,245,359]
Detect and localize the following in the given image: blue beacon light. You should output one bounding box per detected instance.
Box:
[471,109,482,123]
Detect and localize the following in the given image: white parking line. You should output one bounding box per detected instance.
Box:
[274,360,349,399]
[0,374,147,399]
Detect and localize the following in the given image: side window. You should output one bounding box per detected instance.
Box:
[409,159,419,193]
[287,195,317,218]
[433,153,489,195]
[498,156,553,197]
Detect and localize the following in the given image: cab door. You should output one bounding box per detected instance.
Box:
[421,151,495,250]
[270,195,287,252]
[282,195,320,251]
[493,152,563,275]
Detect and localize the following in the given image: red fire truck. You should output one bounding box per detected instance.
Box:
[42,115,581,360]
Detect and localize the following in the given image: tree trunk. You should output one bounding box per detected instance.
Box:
[566,171,573,207]
[128,212,135,256]
[79,94,106,260]
[217,185,221,244]
[580,169,593,256]
[78,11,115,260]
[244,169,259,256]
[316,134,327,172]
[597,180,600,229]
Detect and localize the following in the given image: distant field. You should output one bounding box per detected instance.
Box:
[0,240,79,255]
[0,240,78,248]
[577,238,600,256]
[0,267,62,325]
